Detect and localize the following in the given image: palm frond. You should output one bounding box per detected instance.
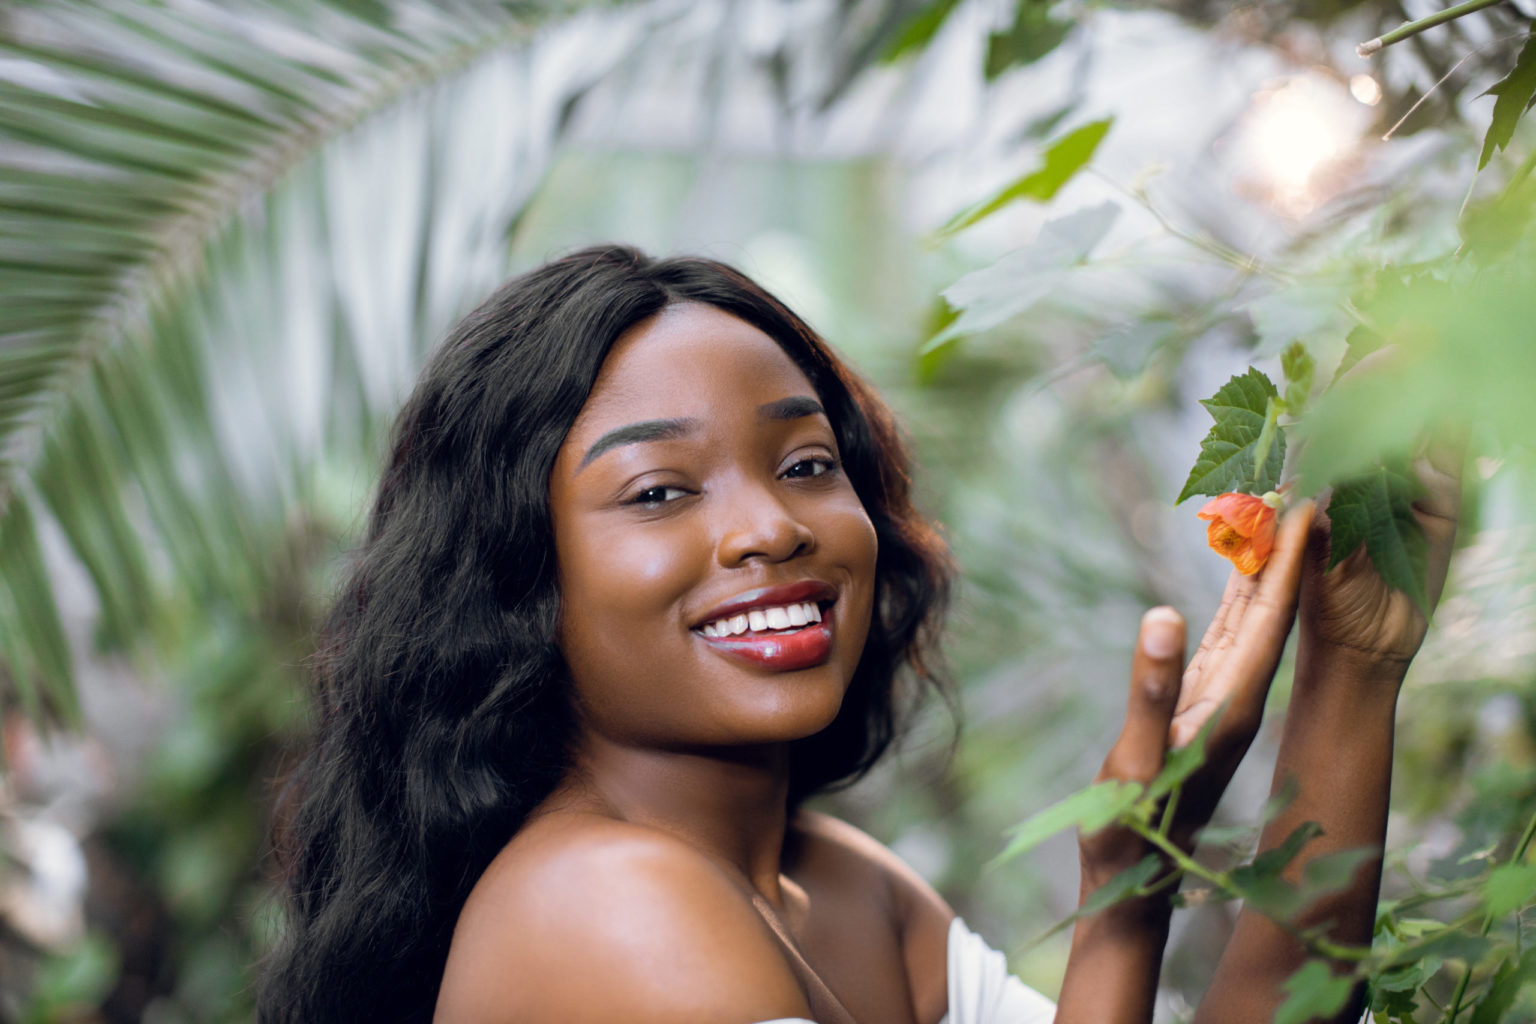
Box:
[0,0,658,719]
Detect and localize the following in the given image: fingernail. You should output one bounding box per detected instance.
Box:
[1141,607,1183,659]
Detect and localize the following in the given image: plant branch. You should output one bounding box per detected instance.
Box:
[1445,808,1536,1021]
[1125,816,1370,963]
[1357,0,1506,58]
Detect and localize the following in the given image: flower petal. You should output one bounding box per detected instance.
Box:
[1198,492,1278,574]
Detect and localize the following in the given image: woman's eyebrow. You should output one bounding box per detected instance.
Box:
[578,418,698,470]
[576,397,824,471]
[758,396,824,421]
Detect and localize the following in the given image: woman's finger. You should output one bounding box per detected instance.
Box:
[1098,607,1186,786]
[1170,502,1311,748]
[1184,568,1247,686]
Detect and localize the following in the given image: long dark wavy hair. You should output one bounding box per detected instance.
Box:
[257,245,953,1023]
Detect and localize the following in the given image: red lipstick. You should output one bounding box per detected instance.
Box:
[692,580,839,672]
[697,621,834,671]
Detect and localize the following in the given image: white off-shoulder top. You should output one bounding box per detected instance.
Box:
[758,916,1057,1024]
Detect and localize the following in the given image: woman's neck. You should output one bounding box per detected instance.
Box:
[552,734,796,905]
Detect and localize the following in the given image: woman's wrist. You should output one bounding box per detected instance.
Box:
[1295,631,1413,693]
[1077,854,1177,933]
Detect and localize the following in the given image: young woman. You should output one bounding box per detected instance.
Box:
[256,245,1459,1023]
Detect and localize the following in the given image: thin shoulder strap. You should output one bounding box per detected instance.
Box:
[747,892,860,1024]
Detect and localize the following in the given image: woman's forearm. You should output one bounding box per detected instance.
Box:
[1196,638,1407,1023]
[1058,893,1173,1024]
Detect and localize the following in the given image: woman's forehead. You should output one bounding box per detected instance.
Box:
[569,302,819,433]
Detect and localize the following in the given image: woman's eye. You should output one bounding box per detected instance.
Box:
[783,457,835,479]
[630,485,688,506]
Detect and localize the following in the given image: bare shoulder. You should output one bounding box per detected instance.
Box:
[790,811,954,1023]
[791,810,955,929]
[435,814,811,1024]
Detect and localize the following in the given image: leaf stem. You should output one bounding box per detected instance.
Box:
[1158,785,1182,839]
[1357,0,1505,57]
[1125,817,1370,962]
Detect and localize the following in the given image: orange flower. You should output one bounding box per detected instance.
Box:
[1197,492,1280,575]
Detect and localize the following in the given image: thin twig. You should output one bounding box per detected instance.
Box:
[1357,0,1505,57]
[1383,46,1485,140]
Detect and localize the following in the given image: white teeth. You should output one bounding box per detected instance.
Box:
[701,601,824,638]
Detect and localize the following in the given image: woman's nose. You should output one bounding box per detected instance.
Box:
[716,486,816,567]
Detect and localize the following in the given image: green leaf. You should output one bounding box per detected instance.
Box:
[937,118,1112,237]
[0,494,77,723]
[992,779,1144,865]
[984,1,1072,81]
[1275,960,1355,1024]
[1296,846,1380,912]
[1243,278,1352,359]
[1230,821,1324,917]
[1281,341,1315,416]
[1023,855,1167,945]
[883,0,963,62]
[924,202,1120,354]
[1329,324,1383,389]
[1176,368,1285,502]
[1250,397,1281,488]
[1074,854,1164,917]
[1470,948,1536,1024]
[1145,706,1218,806]
[1325,463,1429,614]
[1478,30,1536,170]
[1482,860,1536,917]
[1372,954,1442,994]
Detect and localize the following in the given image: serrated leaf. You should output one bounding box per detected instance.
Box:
[937,119,1111,237]
[924,202,1120,354]
[1325,463,1429,614]
[1479,31,1536,170]
[1372,954,1442,994]
[1276,960,1355,1024]
[1281,341,1315,415]
[1482,860,1536,917]
[1176,368,1284,502]
[992,779,1144,865]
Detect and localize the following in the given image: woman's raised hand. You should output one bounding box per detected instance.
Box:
[1082,502,1314,887]
[1299,449,1461,671]
[1057,506,1312,1024]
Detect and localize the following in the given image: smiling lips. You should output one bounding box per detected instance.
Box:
[693,582,837,671]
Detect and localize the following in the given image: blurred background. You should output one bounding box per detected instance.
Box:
[2,0,1535,1020]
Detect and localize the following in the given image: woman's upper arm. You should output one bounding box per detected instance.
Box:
[435,825,812,1024]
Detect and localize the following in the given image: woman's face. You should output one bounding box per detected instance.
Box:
[548,302,878,753]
